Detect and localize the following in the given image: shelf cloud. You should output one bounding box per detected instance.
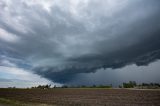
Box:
[0,0,160,85]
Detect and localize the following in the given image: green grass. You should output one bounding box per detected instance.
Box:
[0,98,54,106]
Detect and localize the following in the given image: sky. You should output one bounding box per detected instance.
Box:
[0,0,160,88]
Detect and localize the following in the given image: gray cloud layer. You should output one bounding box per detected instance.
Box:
[0,0,160,84]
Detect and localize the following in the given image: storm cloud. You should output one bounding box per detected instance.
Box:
[0,0,160,84]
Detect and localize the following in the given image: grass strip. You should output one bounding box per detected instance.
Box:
[0,98,54,106]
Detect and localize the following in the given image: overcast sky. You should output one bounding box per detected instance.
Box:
[0,0,160,87]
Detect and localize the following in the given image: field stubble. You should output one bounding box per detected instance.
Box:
[0,88,160,106]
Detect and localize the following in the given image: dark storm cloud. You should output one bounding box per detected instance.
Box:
[0,0,160,84]
[67,60,160,86]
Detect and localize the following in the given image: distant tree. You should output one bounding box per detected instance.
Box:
[92,85,96,88]
[54,85,57,88]
[62,85,68,88]
[81,85,87,88]
[45,84,51,89]
[142,83,149,86]
[35,84,51,89]
[123,81,137,88]
[154,83,160,87]
[129,81,137,87]
[8,87,16,89]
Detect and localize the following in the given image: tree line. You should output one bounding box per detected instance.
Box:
[119,81,160,89]
[7,81,160,89]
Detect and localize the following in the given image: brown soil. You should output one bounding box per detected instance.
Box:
[0,88,160,106]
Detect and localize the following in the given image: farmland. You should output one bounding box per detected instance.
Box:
[0,88,160,106]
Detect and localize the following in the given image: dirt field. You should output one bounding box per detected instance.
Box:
[0,88,160,106]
